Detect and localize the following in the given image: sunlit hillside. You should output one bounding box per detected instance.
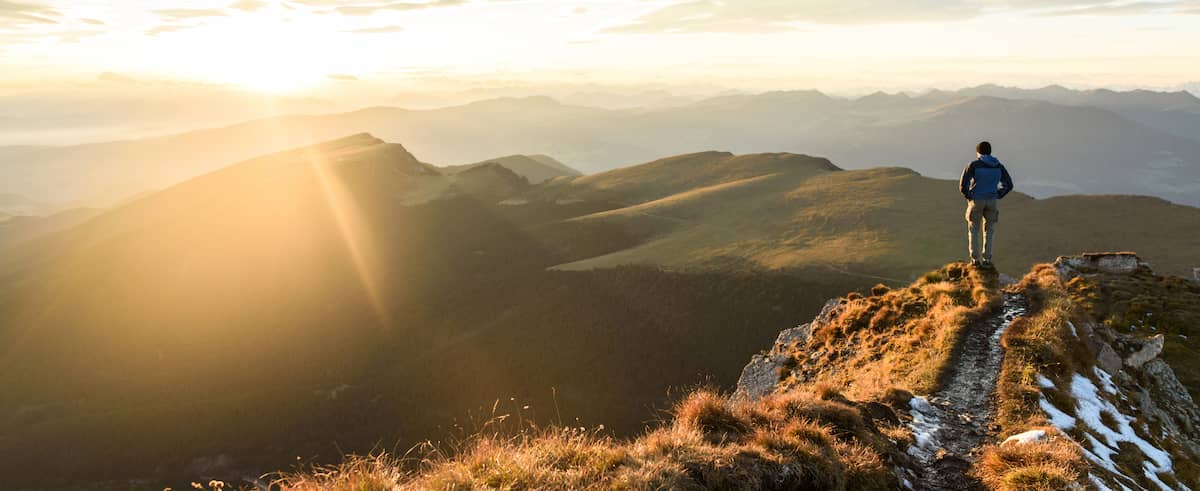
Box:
[0,134,870,487]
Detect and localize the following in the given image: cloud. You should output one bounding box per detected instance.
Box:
[81,18,105,25]
[146,24,196,36]
[345,24,405,33]
[327,73,359,80]
[332,0,468,16]
[607,0,1200,33]
[1038,0,1200,16]
[0,0,59,25]
[154,8,230,21]
[608,0,975,33]
[230,0,270,12]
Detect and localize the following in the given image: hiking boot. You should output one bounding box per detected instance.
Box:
[981,259,995,269]
[969,258,982,267]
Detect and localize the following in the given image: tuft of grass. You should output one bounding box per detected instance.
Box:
[273,453,407,491]
[673,389,752,443]
[971,433,1085,491]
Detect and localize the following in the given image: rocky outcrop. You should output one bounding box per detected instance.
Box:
[1122,333,1164,369]
[1054,252,1148,278]
[735,298,842,400]
[1054,253,1200,458]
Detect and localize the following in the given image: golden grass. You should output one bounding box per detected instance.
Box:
[971,432,1086,491]
[780,262,1001,400]
[973,264,1097,490]
[276,387,903,490]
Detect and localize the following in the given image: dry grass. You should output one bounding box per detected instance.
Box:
[971,431,1086,491]
[276,387,904,490]
[780,262,1001,400]
[992,264,1085,433]
[975,264,1096,489]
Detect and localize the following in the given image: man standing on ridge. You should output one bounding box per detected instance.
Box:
[959,141,1014,268]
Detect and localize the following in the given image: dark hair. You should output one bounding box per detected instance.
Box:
[976,141,992,155]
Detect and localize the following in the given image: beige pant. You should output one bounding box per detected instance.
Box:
[966,199,999,261]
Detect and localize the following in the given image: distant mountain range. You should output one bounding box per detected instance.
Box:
[2,85,1198,207]
[1,134,1197,486]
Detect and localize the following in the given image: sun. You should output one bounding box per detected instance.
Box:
[178,12,332,94]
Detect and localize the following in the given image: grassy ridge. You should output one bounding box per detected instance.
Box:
[276,262,1010,490]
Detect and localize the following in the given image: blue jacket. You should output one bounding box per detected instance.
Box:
[960,155,1013,200]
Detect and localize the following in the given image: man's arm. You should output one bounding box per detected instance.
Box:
[998,164,1014,199]
[959,162,976,198]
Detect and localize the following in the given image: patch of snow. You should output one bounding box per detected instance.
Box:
[1089,473,1131,491]
[1037,374,1055,389]
[907,396,942,459]
[1070,374,1171,469]
[1002,429,1046,446]
[1067,373,1179,490]
[1144,466,1173,491]
[1067,321,1078,337]
[1093,367,1119,395]
[1040,396,1076,430]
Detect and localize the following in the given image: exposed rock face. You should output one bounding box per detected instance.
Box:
[735,298,841,400]
[1123,334,1164,368]
[1143,359,1200,456]
[1054,253,1200,459]
[1054,252,1147,278]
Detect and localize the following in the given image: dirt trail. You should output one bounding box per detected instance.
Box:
[910,291,1028,490]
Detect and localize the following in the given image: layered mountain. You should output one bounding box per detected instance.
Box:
[4,85,1199,207]
[1,134,1198,488]
[441,154,582,184]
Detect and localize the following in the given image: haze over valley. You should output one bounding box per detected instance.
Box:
[3,0,1200,489]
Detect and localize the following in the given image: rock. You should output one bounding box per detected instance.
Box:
[1096,343,1123,375]
[1001,429,1047,446]
[774,323,811,349]
[735,353,788,400]
[735,297,842,400]
[1124,334,1164,368]
[1141,359,1200,454]
[814,298,844,327]
[1054,252,1146,278]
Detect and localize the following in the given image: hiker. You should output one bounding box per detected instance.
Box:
[959,141,1014,268]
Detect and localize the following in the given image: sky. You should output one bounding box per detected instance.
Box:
[1,0,1199,96]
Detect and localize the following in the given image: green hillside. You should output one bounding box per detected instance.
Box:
[540,158,1200,279]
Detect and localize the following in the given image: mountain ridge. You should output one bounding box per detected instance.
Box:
[4,84,1200,207]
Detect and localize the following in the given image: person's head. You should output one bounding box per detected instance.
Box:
[976,141,992,156]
